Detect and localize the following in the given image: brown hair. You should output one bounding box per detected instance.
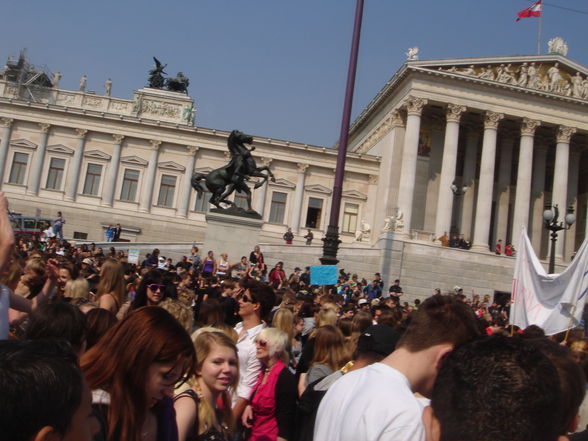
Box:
[397,295,480,352]
[96,258,126,307]
[85,307,117,350]
[81,307,195,441]
[311,325,349,371]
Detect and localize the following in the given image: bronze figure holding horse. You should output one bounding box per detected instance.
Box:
[191,130,275,216]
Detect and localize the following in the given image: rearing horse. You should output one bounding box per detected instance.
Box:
[191,130,275,211]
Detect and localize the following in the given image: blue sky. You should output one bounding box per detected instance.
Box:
[1,1,586,147]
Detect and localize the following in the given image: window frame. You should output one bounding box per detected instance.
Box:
[268,191,288,224]
[82,162,104,196]
[341,202,360,234]
[119,168,141,202]
[156,173,177,208]
[7,151,30,185]
[44,156,66,191]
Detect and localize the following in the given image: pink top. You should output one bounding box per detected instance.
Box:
[249,360,286,441]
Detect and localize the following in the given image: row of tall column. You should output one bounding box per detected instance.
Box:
[395,96,582,258]
[0,122,206,217]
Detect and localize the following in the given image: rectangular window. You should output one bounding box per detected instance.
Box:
[82,163,102,196]
[342,203,359,233]
[45,157,65,190]
[269,192,287,224]
[194,190,211,213]
[8,152,29,184]
[157,174,176,207]
[120,169,140,202]
[305,197,323,229]
[234,191,248,209]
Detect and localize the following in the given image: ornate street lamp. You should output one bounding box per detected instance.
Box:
[450,182,467,197]
[543,204,575,274]
[320,0,365,265]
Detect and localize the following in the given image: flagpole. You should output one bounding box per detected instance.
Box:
[537,13,542,54]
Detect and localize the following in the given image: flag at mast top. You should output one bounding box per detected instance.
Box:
[516,0,542,22]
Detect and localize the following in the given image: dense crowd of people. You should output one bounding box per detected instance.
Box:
[1,193,588,441]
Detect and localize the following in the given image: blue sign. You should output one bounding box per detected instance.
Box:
[310,265,338,285]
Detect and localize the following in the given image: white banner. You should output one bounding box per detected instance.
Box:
[511,229,588,335]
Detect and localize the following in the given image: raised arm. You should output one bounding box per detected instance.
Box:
[0,193,15,272]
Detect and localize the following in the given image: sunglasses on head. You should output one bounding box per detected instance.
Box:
[256,339,268,347]
[147,283,165,292]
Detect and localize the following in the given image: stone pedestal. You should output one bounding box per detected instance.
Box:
[203,212,264,261]
[377,230,401,285]
[133,88,195,125]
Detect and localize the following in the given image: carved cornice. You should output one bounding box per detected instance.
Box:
[355,109,403,154]
[446,104,467,123]
[484,112,504,129]
[75,128,88,139]
[556,126,577,144]
[38,123,51,133]
[520,118,541,137]
[112,134,125,144]
[404,96,428,116]
[0,118,14,128]
[149,140,162,150]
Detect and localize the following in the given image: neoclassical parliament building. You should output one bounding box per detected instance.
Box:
[1,48,587,298]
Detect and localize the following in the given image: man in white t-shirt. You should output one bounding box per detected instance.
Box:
[232,278,275,421]
[314,295,480,441]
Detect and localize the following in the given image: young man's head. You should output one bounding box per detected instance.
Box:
[397,295,479,353]
[239,277,276,322]
[25,302,88,356]
[424,335,563,441]
[526,337,586,435]
[0,339,98,441]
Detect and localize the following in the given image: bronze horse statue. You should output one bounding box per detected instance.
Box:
[191,130,275,211]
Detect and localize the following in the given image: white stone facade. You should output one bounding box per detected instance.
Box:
[1,53,587,299]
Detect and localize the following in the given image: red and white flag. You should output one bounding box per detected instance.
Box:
[516,0,542,21]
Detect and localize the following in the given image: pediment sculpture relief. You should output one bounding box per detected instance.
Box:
[435,62,588,100]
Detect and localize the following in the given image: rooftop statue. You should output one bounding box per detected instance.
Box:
[166,72,189,94]
[148,57,167,89]
[191,130,275,218]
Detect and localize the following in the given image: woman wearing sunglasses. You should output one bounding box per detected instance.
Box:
[242,327,296,441]
[131,270,169,310]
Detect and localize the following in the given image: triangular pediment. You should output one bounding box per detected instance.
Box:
[10,138,37,149]
[120,155,148,166]
[411,54,588,101]
[269,178,296,189]
[194,166,213,173]
[84,150,111,160]
[342,189,367,200]
[47,144,74,155]
[158,161,185,172]
[305,184,332,195]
